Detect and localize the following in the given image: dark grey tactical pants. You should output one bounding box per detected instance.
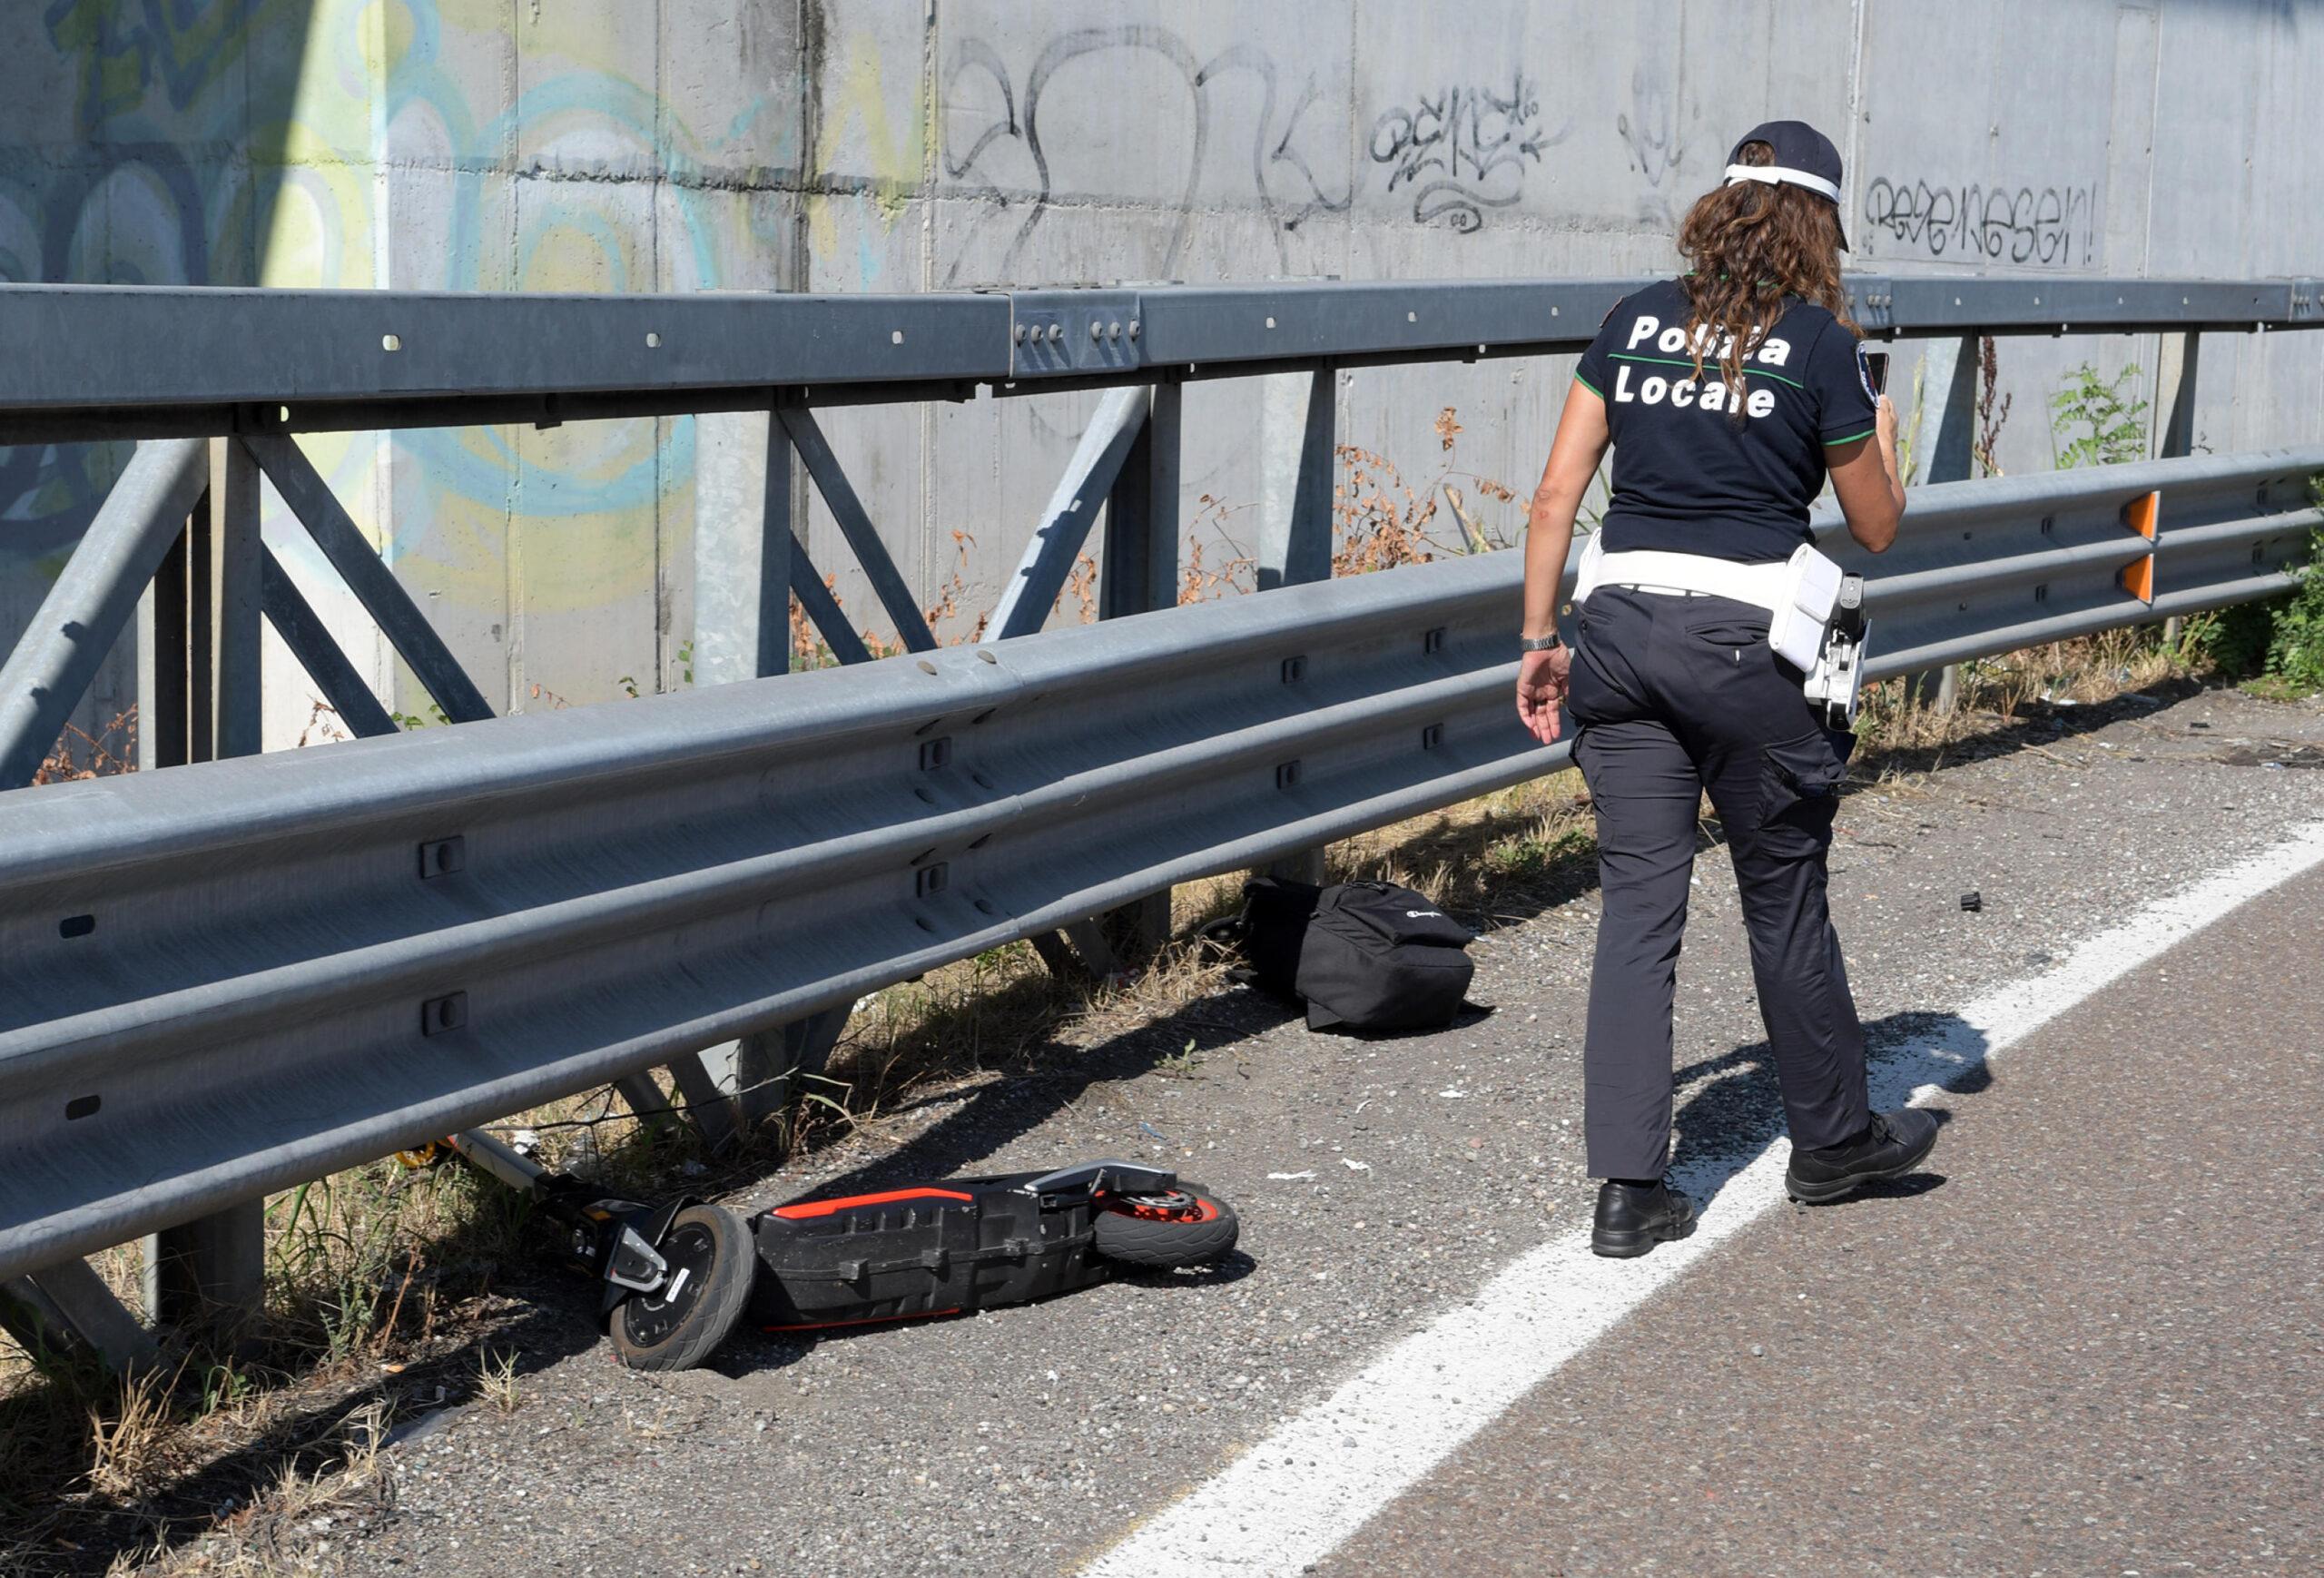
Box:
[1565,585,1872,1181]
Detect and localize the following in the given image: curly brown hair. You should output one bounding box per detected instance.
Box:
[1676,140,1856,417]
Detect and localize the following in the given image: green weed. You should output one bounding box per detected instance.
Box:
[2050,361,2150,469]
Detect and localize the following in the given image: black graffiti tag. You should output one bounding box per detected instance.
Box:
[940,25,1354,284]
[1368,74,1566,232]
[1862,177,2095,267]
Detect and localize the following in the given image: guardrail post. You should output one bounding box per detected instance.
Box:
[143,440,268,1339]
[2150,331,2200,461]
[1103,382,1180,620]
[2151,330,2201,645]
[1095,380,1182,965]
[1258,365,1336,591]
[1258,364,1337,883]
[693,404,795,685]
[676,406,853,1149]
[136,488,200,774]
[1002,384,1175,979]
[1903,336,1978,714]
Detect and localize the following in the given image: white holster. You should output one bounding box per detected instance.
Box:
[1571,534,1870,722]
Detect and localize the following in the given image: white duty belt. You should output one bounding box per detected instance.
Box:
[1571,535,1845,670]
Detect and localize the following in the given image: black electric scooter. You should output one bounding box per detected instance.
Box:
[441,1132,1239,1371]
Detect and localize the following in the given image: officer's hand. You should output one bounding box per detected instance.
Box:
[1516,646,1571,745]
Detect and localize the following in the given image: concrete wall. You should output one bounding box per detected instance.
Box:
[3,0,2318,747]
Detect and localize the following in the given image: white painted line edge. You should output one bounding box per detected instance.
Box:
[1081,818,2324,1578]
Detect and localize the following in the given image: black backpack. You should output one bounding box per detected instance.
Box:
[1228,877,1480,1033]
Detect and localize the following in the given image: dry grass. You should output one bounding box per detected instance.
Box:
[29,709,137,786]
[472,1349,520,1416]
[94,1400,394,1577]
[1847,624,2191,772]
[81,1365,184,1504]
[0,1124,627,1574]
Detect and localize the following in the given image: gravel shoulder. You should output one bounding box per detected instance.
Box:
[306,682,2324,1578]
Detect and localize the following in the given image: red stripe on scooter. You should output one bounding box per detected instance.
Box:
[768,1187,975,1220]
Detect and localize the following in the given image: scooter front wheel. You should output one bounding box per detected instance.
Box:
[607,1203,755,1371]
[1093,1185,1240,1269]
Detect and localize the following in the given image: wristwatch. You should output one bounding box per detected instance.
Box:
[1519,631,1565,654]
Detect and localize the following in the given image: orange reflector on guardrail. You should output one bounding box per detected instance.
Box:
[2118,488,2160,604]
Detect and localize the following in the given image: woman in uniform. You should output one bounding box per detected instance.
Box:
[1513,121,1935,1258]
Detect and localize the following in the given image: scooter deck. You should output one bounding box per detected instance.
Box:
[749,1170,1115,1331]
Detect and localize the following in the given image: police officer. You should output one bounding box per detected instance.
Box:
[1514,122,1937,1257]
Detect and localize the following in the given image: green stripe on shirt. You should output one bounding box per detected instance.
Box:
[1572,371,1604,398]
[1608,352,1807,392]
[1823,428,1877,446]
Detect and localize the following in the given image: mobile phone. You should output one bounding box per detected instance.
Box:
[1861,349,1890,398]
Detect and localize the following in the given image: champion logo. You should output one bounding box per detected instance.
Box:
[1405,909,1443,919]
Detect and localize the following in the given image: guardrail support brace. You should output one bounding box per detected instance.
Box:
[0,438,209,787]
[247,435,495,724]
[260,547,399,737]
[988,385,1150,641]
[2,1260,160,1376]
[780,404,940,653]
[736,1004,853,1148]
[610,1072,680,1134]
[663,1050,744,1153]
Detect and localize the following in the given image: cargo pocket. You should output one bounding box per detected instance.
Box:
[1753,732,1848,855]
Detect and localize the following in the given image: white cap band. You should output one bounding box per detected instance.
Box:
[1722,163,1841,203]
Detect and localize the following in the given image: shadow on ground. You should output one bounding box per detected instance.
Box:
[1665,1009,1994,1216]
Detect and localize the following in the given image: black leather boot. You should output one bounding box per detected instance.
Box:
[1591,1177,1698,1258]
[1785,1108,1940,1203]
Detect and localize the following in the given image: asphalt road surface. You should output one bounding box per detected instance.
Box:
[330,682,2323,1578]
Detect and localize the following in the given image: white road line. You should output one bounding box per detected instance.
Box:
[1082,818,2324,1577]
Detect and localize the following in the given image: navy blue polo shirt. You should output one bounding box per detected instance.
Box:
[1573,278,1877,565]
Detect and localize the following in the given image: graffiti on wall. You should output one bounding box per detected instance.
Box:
[940,25,1352,281]
[1614,65,1684,192]
[0,0,797,587]
[1367,72,1564,232]
[1861,177,2096,267]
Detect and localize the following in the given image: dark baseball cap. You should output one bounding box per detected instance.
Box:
[1724,119,1849,250]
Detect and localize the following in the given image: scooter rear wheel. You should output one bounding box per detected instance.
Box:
[1093,1185,1240,1269]
[607,1203,755,1371]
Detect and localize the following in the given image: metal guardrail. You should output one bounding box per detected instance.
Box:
[1836,450,2322,673]
[1,274,2317,440]
[1,449,2317,1284]
[0,271,2319,1344]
